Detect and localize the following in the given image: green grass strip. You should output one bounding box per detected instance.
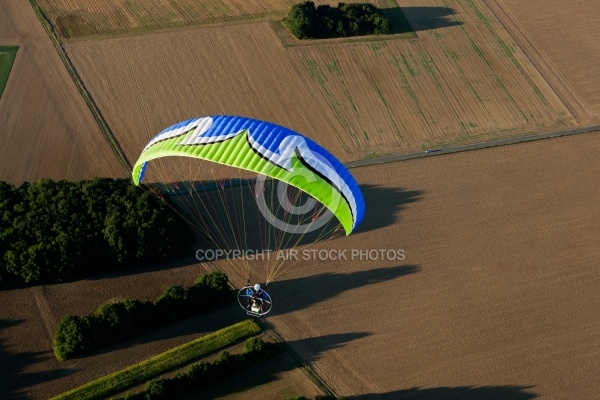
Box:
[50,319,261,400]
[0,46,19,99]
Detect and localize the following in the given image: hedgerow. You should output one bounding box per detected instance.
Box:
[50,320,261,400]
[112,336,280,400]
[287,396,346,400]
[53,270,231,360]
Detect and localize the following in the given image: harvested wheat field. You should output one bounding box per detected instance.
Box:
[484,0,600,123]
[0,0,126,184]
[64,0,574,165]
[36,0,381,38]
[64,22,346,167]
[2,131,600,399]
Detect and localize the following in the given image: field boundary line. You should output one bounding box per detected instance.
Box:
[50,319,261,400]
[345,125,600,169]
[31,286,56,344]
[260,320,339,398]
[482,0,591,122]
[28,0,132,173]
[270,21,417,49]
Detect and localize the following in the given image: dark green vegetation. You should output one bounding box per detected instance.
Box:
[53,270,231,360]
[287,396,345,400]
[113,336,280,400]
[0,46,19,98]
[51,320,262,400]
[0,178,193,289]
[283,1,391,40]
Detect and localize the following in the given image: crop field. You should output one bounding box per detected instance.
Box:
[35,0,385,38]
[3,0,600,398]
[281,0,575,154]
[484,0,600,122]
[0,259,323,399]
[64,22,348,167]
[0,0,126,184]
[65,0,574,166]
[3,131,600,399]
[266,131,600,399]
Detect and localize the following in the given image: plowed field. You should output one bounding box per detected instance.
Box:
[3,131,600,399]
[266,130,600,399]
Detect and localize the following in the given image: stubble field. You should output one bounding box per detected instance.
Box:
[35,0,382,38]
[62,0,574,167]
[0,0,126,184]
[485,0,600,122]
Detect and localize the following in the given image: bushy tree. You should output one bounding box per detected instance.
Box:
[188,269,230,308]
[284,1,319,39]
[53,315,92,361]
[0,178,193,288]
[283,1,391,39]
[155,285,187,322]
[53,270,232,360]
[144,378,168,400]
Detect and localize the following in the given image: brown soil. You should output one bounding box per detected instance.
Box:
[485,0,600,122]
[0,0,126,184]
[2,131,600,399]
[266,131,600,399]
[2,0,600,399]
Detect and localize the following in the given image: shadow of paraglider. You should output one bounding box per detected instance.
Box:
[267,264,420,315]
[354,184,422,234]
[170,180,423,255]
[346,385,538,399]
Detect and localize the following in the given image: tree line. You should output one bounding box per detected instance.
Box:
[115,337,281,400]
[53,270,231,360]
[284,1,391,39]
[0,178,193,289]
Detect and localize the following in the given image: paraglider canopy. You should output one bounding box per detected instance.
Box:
[132,115,365,235]
[132,115,365,290]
